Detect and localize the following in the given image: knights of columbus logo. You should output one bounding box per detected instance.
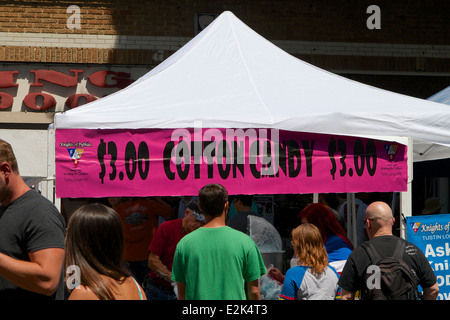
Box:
[410,222,421,234]
[384,143,399,161]
[67,148,84,167]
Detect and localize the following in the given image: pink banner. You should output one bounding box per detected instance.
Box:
[55,128,408,198]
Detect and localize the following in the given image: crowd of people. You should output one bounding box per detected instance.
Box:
[0,138,440,300]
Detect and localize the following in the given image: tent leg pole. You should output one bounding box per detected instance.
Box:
[47,129,61,212]
[351,194,357,247]
[400,137,414,240]
[346,193,357,248]
[400,185,412,240]
[313,193,319,203]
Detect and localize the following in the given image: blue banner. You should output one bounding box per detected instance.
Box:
[406,214,450,300]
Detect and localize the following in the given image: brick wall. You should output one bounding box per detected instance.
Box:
[0,0,449,114]
[0,0,449,69]
[1,0,447,43]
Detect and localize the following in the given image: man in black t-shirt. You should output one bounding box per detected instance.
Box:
[0,139,65,299]
[339,201,439,300]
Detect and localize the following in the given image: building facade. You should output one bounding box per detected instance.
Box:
[1,1,449,127]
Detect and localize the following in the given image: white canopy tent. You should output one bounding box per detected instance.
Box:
[53,11,450,241]
[55,11,450,163]
[428,86,450,105]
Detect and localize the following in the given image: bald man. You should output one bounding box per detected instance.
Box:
[339,201,439,300]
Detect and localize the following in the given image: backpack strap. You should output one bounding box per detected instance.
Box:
[392,239,406,260]
[362,241,381,263]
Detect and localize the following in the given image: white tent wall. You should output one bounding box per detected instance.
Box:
[423,88,450,215]
[0,129,59,210]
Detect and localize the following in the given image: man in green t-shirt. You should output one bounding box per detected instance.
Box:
[172,183,266,300]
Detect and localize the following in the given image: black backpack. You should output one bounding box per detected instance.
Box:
[361,239,419,300]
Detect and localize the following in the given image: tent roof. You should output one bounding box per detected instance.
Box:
[54,11,450,162]
[428,86,450,105]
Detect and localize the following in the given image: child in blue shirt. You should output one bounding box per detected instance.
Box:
[280,223,341,300]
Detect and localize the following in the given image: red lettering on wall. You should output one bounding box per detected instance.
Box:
[1,68,139,112]
[0,71,19,88]
[65,94,97,109]
[30,69,83,87]
[23,92,57,111]
[0,92,14,109]
[88,71,134,89]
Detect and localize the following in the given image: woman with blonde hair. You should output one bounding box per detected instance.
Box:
[65,203,146,300]
[279,223,340,300]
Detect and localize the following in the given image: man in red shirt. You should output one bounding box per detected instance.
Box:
[145,199,205,300]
